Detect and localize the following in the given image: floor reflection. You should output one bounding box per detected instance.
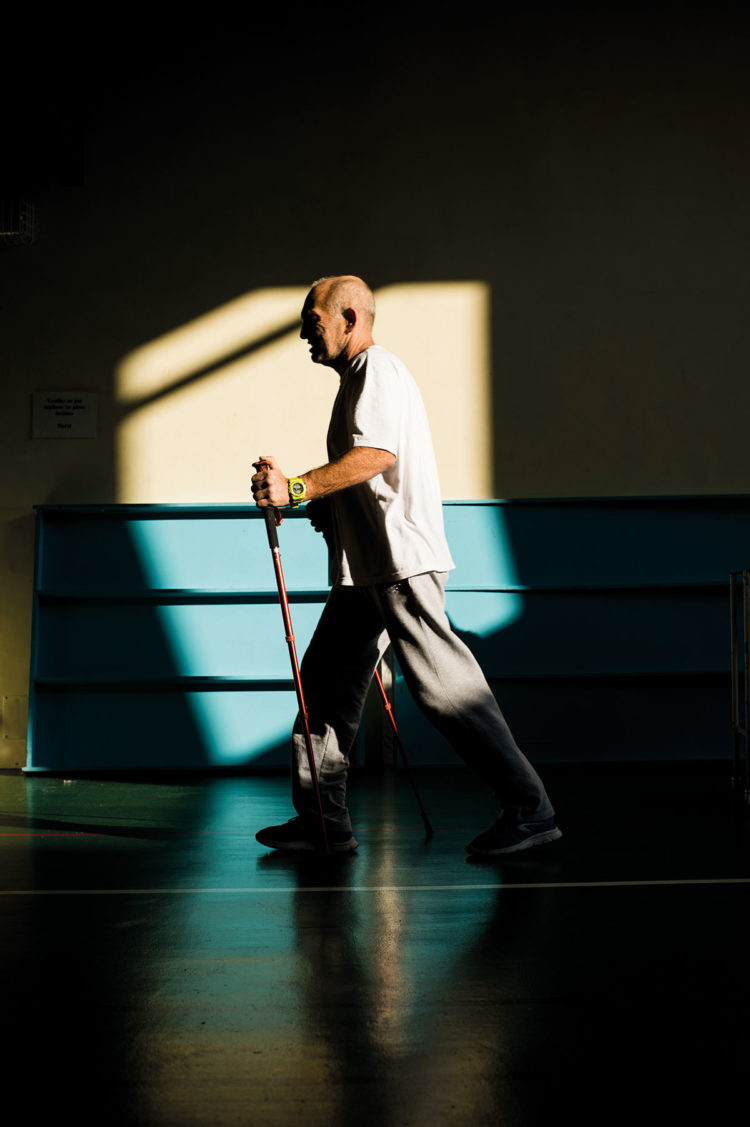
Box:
[1,765,748,1125]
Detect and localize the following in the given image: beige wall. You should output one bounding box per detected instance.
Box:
[2,10,749,765]
[114,282,493,503]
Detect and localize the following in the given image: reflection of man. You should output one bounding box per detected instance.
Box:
[251,275,560,855]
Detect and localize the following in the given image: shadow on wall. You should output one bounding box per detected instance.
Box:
[397,498,750,765]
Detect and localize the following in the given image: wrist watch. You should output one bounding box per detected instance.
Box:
[288,477,307,507]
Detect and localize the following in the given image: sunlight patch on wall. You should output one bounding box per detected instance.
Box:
[115,287,333,503]
[126,518,308,764]
[375,283,492,500]
[115,282,493,503]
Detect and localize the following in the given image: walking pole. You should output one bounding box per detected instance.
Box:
[373,666,434,838]
[254,459,330,853]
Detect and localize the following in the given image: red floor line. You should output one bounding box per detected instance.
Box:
[0,825,483,838]
[2,877,750,895]
[0,832,101,837]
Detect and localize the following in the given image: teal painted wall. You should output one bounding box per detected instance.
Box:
[28,499,750,772]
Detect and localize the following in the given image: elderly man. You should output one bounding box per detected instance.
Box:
[251,275,560,856]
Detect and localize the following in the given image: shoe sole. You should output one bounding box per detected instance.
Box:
[467,827,562,856]
[255,833,358,853]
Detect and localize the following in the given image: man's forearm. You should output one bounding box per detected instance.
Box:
[302,447,396,502]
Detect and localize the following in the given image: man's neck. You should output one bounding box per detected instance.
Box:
[333,339,374,376]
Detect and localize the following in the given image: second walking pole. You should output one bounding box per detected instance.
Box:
[254,458,330,854]
[372,666,434,838]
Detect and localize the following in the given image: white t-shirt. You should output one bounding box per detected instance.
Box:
[326,345,455,586]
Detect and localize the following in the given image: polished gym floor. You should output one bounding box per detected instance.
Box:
[2,760,749,1126]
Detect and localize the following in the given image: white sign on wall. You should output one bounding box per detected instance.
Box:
[32,392,99,439]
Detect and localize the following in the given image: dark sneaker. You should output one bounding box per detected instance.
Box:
[256,816,358,853]
[466,814,562,856]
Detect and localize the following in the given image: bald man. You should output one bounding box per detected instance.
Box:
[251,275,561,856]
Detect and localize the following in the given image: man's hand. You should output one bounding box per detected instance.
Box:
[251,455,289,508]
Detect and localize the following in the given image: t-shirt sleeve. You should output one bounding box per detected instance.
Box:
[349,353,402,456]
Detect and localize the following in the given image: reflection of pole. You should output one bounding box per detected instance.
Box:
[745,570,750,804]
[730,570,750,806]
[373,666,434,838]
[256,466,329,853]
[730,572,740,794]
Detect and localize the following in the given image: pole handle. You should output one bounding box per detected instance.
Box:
[253,457,282,546]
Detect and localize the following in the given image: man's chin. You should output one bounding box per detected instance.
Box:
[310,349,333,367]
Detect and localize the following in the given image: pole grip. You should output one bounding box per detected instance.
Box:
[254,456,282,546]
[263,505,279,550]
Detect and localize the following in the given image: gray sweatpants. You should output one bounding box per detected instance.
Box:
[292,571,555,831]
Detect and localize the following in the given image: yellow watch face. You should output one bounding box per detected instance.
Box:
[289,478,305,503]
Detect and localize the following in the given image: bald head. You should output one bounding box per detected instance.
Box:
[300,274,376,372]
[310,275,376,331]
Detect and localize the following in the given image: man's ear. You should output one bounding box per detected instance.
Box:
[343,306,357,330]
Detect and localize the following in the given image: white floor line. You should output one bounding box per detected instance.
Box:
[2,877,750,895]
